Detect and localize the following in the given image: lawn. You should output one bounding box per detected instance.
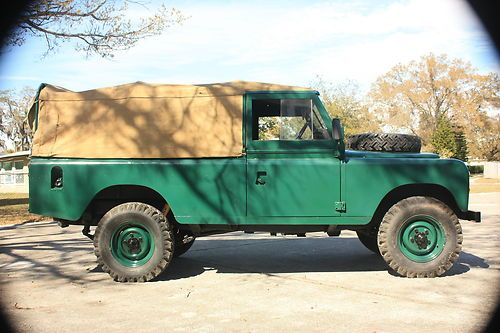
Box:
[470,177,500,193]
[0,193,49,225]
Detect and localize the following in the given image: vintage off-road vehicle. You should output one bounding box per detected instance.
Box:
[28,81,480,282]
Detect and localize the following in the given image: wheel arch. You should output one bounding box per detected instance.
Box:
[368,183,463,229]
[84,184,175,225]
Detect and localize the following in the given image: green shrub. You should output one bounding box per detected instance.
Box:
[467,165,484,174]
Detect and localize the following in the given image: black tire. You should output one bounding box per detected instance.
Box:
[173,230,195,258]
[347,133,421,153]
[94,202,173,282]
[356,230,380,254]
[378,197,462,278]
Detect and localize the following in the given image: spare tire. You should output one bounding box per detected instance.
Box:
[347,133,421,153]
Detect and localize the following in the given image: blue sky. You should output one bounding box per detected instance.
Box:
[0,0,498,93]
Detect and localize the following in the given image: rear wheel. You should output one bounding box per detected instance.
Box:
[377,197,462,278]
[94,202,174,282]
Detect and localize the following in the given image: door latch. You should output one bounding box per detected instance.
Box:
[335,201,346,212]
[256,171,267,185]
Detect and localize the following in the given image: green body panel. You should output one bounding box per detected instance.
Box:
[29,158,247,223]
[342,151,469,219]
[28,89,471,226]
[247,155,340,217]
[29,151,469,225]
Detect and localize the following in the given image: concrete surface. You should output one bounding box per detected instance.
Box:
[1,192,499,333]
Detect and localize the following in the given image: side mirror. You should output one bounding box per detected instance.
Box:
[331,118,343,141]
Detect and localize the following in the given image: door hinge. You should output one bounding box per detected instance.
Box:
[335,201,346,213]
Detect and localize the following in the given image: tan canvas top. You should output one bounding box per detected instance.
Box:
[30,81,311,159]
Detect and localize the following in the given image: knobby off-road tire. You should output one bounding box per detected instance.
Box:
[378,197,462,278]
[173,230,195,258]
[347,133,421,153]
[356,230,380,254]
[94,202,174,282]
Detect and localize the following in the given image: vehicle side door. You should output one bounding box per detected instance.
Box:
[245,92,342,219]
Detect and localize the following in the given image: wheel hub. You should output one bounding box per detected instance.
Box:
[111,224,155,267]
[412,230,430,249]
[126,237,141,253]
[398,217,446,263]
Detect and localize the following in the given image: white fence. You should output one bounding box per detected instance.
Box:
[484,162,500,179]
[0,168,29,193]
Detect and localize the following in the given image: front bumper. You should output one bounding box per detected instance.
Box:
[458,210,481,223]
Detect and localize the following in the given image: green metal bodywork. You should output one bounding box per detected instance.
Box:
[29,91,471,226]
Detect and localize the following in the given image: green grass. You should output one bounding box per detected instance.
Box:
[0,193,49,225]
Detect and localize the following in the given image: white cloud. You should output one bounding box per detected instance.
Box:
[0,0,496,92]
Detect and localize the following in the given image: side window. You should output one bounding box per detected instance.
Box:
[252,98,330,141]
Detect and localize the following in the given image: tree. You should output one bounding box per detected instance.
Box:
[311,77,380,138]
[7,0,186,58]
[369,53,499,159]
[470,114,500,161]
[0,87,35,152]
[430,116,468,161]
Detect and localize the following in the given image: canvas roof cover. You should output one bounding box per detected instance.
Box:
[29,81,312,159]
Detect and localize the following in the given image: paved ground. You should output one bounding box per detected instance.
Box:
[1,192,499,333]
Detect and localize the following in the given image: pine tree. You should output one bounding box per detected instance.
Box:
[431,116,468,161]
[452,125,468,161]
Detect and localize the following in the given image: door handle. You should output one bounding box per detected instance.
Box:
[256,171,267,185]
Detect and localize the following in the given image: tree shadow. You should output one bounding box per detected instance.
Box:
[2,221,491,284]
[0,198,28,206]
[0,222,106,284]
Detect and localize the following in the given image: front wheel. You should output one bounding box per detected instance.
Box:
[377,197,462,278]
[94,202,174,282]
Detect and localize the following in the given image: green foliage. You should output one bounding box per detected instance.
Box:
[431,117,468,161]
[453,127,468,161]
[467,165,484,174]
[258,117,280,140]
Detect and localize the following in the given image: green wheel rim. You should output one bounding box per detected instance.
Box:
[110,223,155,267]
[398,215,446,263]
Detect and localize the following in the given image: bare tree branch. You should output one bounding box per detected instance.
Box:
[7,0,186,58]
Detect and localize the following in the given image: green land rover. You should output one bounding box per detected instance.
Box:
[28,81,481,282]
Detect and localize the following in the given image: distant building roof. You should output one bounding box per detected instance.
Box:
[0,150,30,162]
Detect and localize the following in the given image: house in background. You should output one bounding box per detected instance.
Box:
[0,150,30,193]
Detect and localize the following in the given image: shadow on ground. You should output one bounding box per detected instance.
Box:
[156,238,489,281]
[0,223,491,283]
[0,198,28,206]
